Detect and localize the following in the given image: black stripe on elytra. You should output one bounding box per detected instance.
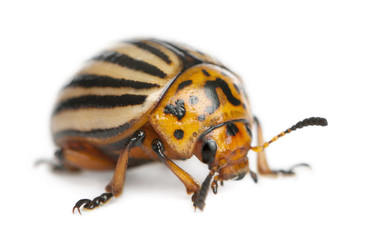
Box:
[53,121,131,141]
[150,39,236,79]
[93,51,167,79]
[164,99,186,120]
[130,41,172,64]
[226,122,239,136]
[151,40,203,70]
[176,80,192,92]
[204,78,241,114]
[65,74,160,89]
[53,94,147,114]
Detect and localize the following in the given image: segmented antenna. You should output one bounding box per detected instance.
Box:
[193,170,215,211]
[251,117,328,152]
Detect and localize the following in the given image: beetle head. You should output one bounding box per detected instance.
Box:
[193,117,328,210]
[195,121,252,181]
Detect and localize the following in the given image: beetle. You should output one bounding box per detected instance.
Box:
[45,38,327,213]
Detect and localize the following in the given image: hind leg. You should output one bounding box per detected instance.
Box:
[36,149,79,172]
[37,142,116,172]
[52,143,116,171]
[37,143,118,214]
[58,143,116,171]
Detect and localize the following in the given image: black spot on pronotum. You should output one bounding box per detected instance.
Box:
[176,80,192,93]
[226,122,239,136]
[202,69,210,77]
[164,99,186,120]
[189,95,198,105]
[174,129,184,140]
[204,78,241,114]
[198,114,206,121]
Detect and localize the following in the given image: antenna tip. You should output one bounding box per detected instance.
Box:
[292,117,328,130]
[311,117,328,126]
[320,118,328,126]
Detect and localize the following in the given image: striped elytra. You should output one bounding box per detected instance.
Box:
[52,39,180,142]
[51,38,249,158]
[48,38,327,213]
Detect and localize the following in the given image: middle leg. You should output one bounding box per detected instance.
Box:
[73,130,145,214]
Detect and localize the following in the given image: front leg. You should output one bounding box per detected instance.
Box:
[151,139,200,195]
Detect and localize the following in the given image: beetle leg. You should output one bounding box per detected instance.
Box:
[72,193,113,214]
[211,178,218,194]
[35,149,81,172]
[151,139,200,195]
[269,163,311,175]
[72,130,145,214]
[253,116,313,176]
[249,170,258,183]
[106,130,146,197]
[43,143,117,172]
[253,116,273,175]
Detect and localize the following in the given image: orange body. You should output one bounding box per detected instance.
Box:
[48,39,327,213]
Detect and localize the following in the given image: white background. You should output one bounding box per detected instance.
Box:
[1,0,379,239]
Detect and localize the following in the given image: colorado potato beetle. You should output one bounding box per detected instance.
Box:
[44,38,327,213]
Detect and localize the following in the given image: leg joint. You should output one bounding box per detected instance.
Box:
[151,138,165,159]
[129,130,146,146]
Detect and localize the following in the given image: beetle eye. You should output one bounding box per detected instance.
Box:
[201,140,217,164]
